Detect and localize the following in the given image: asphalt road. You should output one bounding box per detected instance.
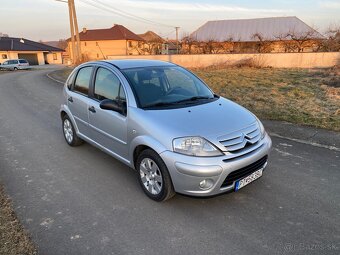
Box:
[0,69,339,255]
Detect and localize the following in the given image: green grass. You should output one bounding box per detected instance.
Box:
[51,67,340,131]
[192,67,340,131]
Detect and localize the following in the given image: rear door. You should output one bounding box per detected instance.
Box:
[68,66,93,138]
[88,67,128,160]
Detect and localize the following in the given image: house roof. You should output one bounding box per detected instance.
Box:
[73,24,144,41]
[138,31,164,43]
[190,16,324,42]
[0,37,64,52]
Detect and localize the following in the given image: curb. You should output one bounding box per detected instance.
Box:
[46,73,64,84]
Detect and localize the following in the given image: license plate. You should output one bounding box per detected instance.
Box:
[235,169,263,191]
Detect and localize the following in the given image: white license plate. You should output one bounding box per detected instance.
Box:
[235,169,263,191]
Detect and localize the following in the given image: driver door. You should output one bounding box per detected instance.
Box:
[88,67,128,161]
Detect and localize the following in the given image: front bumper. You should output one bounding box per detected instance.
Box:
[160,133,272,196]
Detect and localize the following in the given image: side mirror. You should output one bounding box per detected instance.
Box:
[99,99,126,115]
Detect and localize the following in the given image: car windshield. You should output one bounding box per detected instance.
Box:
[121,66,216,109]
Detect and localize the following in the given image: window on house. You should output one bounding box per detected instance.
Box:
[53,53,57,60]
[128,41,132,48]
[1,54,7,59]
[97,53,99,58]
[96,42,99,46]
[84,42,87,46]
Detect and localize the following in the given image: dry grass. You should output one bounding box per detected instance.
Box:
[0,184,37,255]
[192,67,340,131]
[51,66,340,131]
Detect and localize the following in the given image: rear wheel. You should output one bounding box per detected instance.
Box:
[136,149,175,201]
[62,115,83,146]
[13,67,18,71]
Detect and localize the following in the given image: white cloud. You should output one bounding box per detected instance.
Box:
[319,1,340,9]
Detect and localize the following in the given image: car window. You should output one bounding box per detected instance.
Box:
[19,59,27,64]
[3,61,8,65]
[74,66,92,95]
[122,66,214,108]
[94,68,121,101]
[164,68,197,94]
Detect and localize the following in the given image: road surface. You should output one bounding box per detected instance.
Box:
[0,69,339,255]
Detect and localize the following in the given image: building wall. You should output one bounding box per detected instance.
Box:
[0,51,62,65]
[107,52,340,69]
[46,52,63,64]
[67,39,142,62]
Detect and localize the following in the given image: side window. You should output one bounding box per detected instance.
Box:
[66,71,76,90]
[94,68,121,101]
[3,61,8,65]
[19,59,27,64]
[74,66,92,95]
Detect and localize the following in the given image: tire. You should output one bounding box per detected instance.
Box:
[136,149,175,202]
[13,67,18,71]
[62,115,83,146]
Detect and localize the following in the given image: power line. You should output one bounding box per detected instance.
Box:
[78,0,175,28]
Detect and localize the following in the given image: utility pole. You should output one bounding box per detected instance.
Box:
[56,0,81,64]
[70,0,82,63]
[67,0,76,63]
[175,27,180,54]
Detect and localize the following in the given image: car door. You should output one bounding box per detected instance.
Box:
[67,66,93,138]
[88,67,128,160]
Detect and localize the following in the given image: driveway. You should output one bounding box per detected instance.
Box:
[0,69,339,255]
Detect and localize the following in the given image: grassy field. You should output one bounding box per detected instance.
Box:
[50,66,340,131]
[0,184,37,255]
[193,67,340,131]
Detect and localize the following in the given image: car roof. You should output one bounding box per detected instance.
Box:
[100,59,176,69]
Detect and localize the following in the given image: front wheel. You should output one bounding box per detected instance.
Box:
[62,115,83,146]
[136,149,175,202]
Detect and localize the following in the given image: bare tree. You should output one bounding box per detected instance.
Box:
[181,33,197,54]
[320,25,340,52]
[286,28,320,52]
[57,39,68,50]
[251,33,274,53]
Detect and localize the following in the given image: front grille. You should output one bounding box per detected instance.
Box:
[219,123,261,152]
[221,155,268,188]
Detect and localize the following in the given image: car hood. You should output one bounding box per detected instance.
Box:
[131,97,257,143]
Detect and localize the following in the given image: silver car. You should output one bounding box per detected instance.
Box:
[60,60,272,201]
[1,59,30,70]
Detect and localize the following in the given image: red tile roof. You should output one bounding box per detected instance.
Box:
[71,24,144,41]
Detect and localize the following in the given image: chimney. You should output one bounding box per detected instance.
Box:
[82,27,87,33]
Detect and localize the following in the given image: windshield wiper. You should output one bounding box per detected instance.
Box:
[143,102,178,108]
[174,96,214,104]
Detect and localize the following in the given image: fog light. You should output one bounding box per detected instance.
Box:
[199,179,214,190]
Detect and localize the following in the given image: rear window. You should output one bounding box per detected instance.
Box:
[19,59,28,64]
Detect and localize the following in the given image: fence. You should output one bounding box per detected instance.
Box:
[107,52,340,68]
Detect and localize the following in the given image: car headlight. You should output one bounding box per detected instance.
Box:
[256,117,266,139]
[173,137,223,157]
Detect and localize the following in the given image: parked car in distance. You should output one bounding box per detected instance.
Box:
[60,60,272,201]
[0,59,30,70]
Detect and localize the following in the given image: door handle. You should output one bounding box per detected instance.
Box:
[68,97,73,103]
[88,106,96,113]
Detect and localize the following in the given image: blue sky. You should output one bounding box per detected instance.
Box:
[1,0,339,41]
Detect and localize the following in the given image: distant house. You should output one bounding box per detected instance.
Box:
[138,31,164,55]
[162,40,179,55]
[67,24,144,61]
[0,36,63,65]
[188,16,324,53]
